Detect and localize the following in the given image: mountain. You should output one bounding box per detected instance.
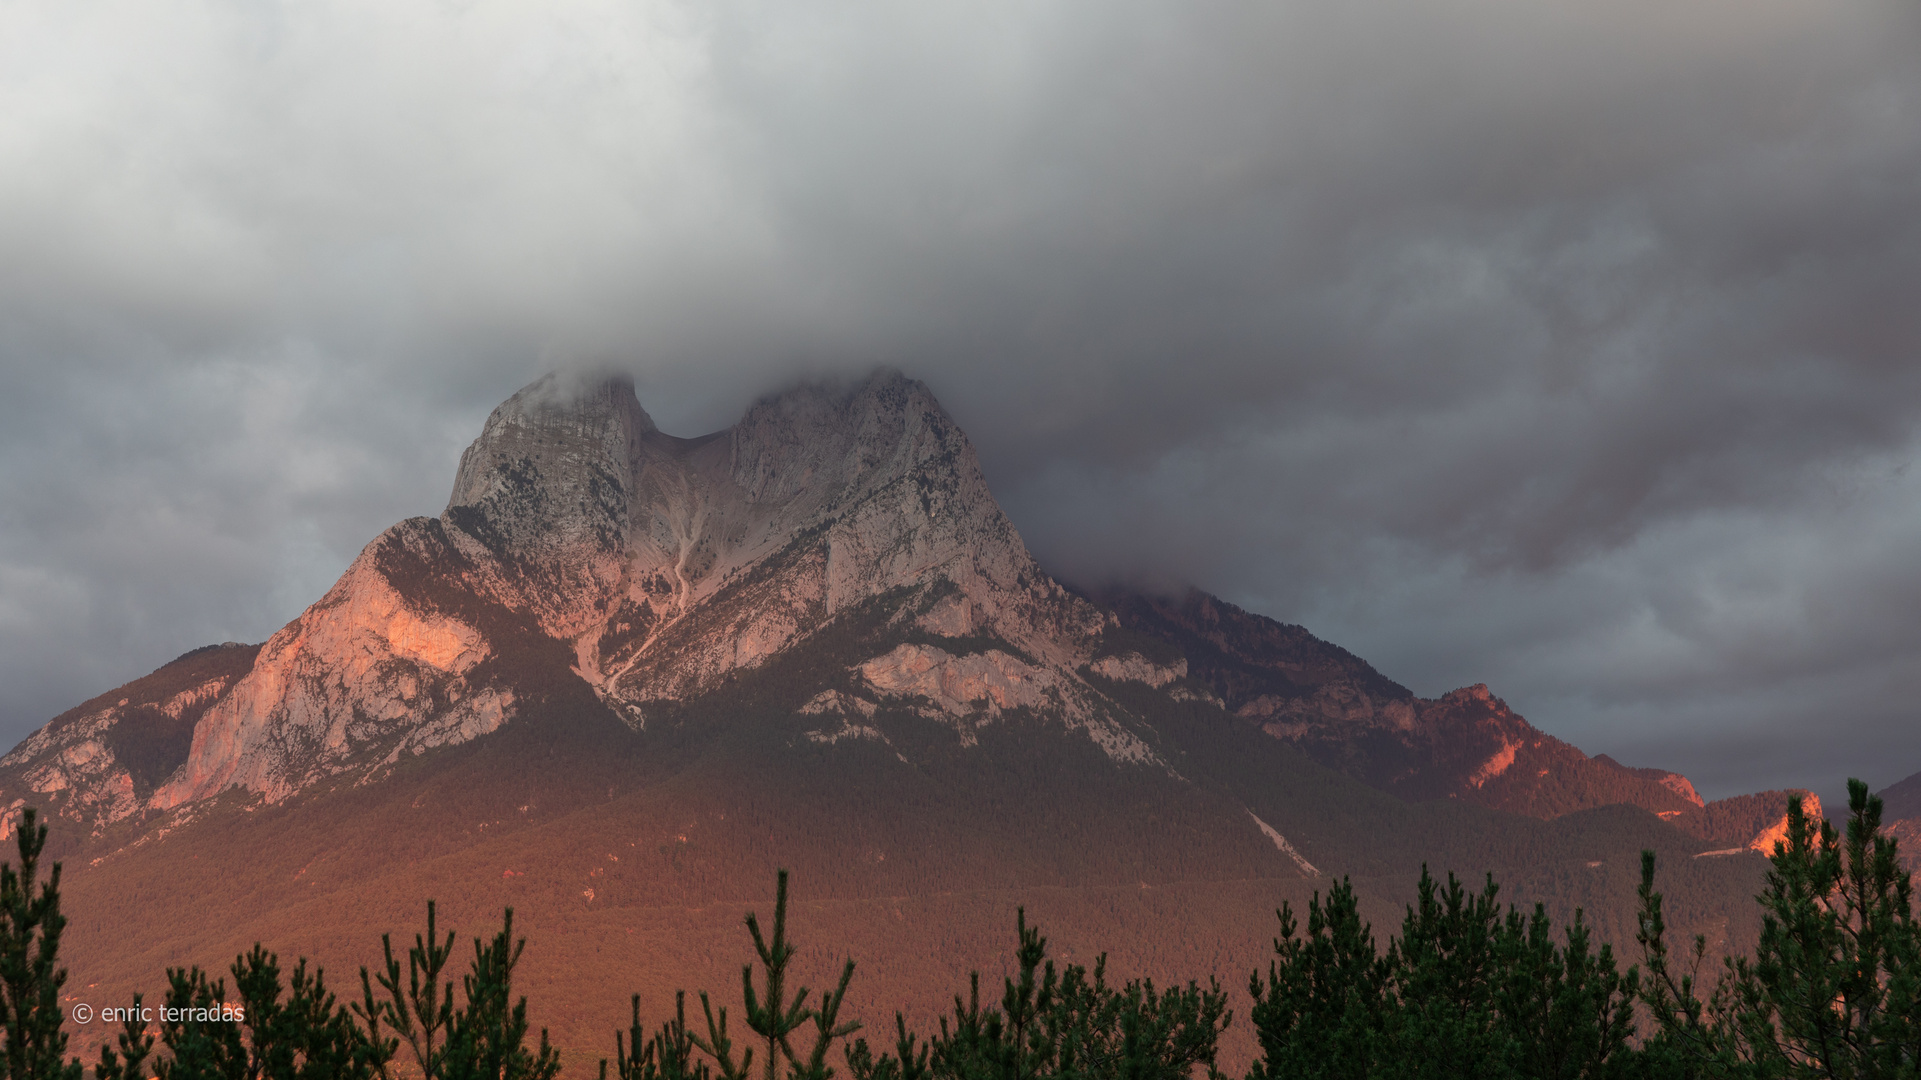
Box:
[0,370,1810,1068]
[1876,770,1921,872]
[5,370,1129,830]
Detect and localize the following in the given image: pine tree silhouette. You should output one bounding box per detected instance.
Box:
[738,871,857,1080]
[845,906,1229,1080]
[441,909,561,1080]
[1637,778,1921,1077]
[604,991,710,1080]
[92,994,155,1080]
[361,900,458,1079]
[152,945,381,1079]
[0,808,82,1080]
[1247,868,1635,1080]
[631,871,859,1080]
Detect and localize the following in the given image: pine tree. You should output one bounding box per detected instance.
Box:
[846,907,1228,1080]
[842,1016,927,1080]
[1637,779,1921,1078]
[361,899,456,1078]
[1491,901,1637,1080]
[440,908,561,1080]
[1247,868,1638,1080]
[735,871,857,1080]
[1382,868,1637,1080]
[604,992,711,1080]
[361,902,560,1080]
[92,994,155,1080]
[635,872,861,1080]
[923,916,1051,1080]
[691,989,752,1080]
[154,947,382,1080]
[1246,877,1389,1080]
[1038,945,1229,1080]
[236,946,381,1079]
[0,808,82,1080]
[154,965,247,1080]
[1383,869,1505,1079]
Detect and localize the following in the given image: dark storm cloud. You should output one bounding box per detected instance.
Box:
[2,0,1917,803]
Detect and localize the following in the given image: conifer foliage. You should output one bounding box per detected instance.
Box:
[604,991,709,1080]
[362,898,459,1079]
[661,869,860,1080]
[151,945,380,1079]
[1246,869,1638,1080]
[738,871,858,1080]
[440,910,563,1080]
[79,896,558,1079]
[92,994,155,1080]
[610,873,1231,1080]
[1637,779,1921,1078]
[887,910,1231,1080]
[0,809,82,1080]
[360,903,562,1080]
[5,778,1921,1080]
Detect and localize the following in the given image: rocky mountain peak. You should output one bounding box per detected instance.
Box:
[441,368,989,579]
[587,367,1094,704]
[728,369,955,505]
[445,371,657,560]
[453,371,659,494]
[17,366,1104,816]
[427,368,1057,647]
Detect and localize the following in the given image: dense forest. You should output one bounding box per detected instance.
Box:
[2,781,1916,1080]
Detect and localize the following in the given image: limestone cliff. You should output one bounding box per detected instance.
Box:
[0,370,1133,827]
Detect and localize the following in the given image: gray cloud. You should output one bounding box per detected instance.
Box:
[2,0,1918,804]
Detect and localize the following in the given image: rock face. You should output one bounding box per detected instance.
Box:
[437,370,1099,707]
[2,371,1122,828]
[0,643,259,837]
[0,368,1766,839]
[1659,789,1822,854]
[150,525,517,808]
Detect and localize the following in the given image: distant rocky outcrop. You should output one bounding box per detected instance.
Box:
[1665,790,1823,855]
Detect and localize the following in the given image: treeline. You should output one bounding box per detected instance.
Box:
[1,781,1917,1079]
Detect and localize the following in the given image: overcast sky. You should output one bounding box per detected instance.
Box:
[2,0,1918,804]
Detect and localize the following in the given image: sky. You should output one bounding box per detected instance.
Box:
[1,0,1918,805]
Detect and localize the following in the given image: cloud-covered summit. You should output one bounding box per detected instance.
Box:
[1,0,1918,803]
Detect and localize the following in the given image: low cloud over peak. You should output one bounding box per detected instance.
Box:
[2,0,1918,804]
